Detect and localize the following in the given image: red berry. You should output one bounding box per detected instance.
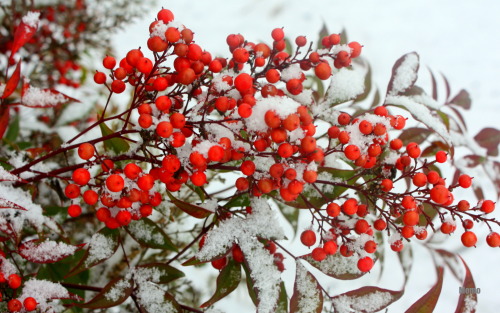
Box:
[8,274,21,289]
[157,9,174,23]
[111,79,126,93]
[300,230,316,247]
[116,210,132,226]
[458,174,472,188]
[315,62,331,80]
[357,256,373,272]
[430,185,450,204]
[348,41,362,58]
[68,204,82,218]
[234,73,253,92]
[72,168,91,185]
[374,219,387,231]
[7,299,22,312]
[211,256,228,270]
[344,145,360,161]
[78,143,95,160]
[323,241,337,255]
[486,232,500,247]
[481,200,495,213]
[23,297,37,311]
[435,151,447,163]
[93,71,106,84]
[311,247,327,261]
[103,56,116,69]
[271,28,285,41]
[106,174,125,192]
[342,198,358,215]
[461,231,477,247]
[240,160,256,176]
[64,184,81,199]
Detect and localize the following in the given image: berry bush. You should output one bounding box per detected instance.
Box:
[1,2,499,312]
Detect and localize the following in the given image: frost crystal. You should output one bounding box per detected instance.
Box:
[86,233,115,266]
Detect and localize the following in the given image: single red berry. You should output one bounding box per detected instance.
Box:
[458,174,472,188]
[103,56,116,69]
[116,210,132,226]
[374,219,387,231]
[68,204,82,218]
[344,145,360,161]
[342,198,358,215]
[23,297,37,311]
[7,299,22,312]
[311,247,327,262]
[111,79,126,93]
[315,62,332,80]
[271,28,285,41]
[211,256,228,270]
[72,168,91,185]
[64,184,81,199]
[461,231,477,247]
[106,174,125,192]
[486,232,500,247]
[435,151,447,163]
[93,71,106,84]
[323,241,338,255]
[364,240,377,253]
[78,143,95,160]
[300,230,316,247]
[357,256,373,272]
[8,274,21,289]
[481,200,495,213]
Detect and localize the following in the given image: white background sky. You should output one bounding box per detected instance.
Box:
[113,1,500,312]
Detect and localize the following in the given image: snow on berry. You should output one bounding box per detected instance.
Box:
[244,96,301,133]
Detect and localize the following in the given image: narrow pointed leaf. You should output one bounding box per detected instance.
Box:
[448,89,471,110]
[1,62,21,99]
[18,239,85,264]
[126,218,178,251]
[137,263,185,284]
[405,266,444,313]
[166,190,212,219]
[302,254,366,280]
[474,127,500,157]
[79,276,134,309]
[0,106,9,139]
[454,255,477,313]
[99,122,130,154]
[201,259,241,308]
[290,262,323,313]
[332,286,403,313]
[387,52,419,96]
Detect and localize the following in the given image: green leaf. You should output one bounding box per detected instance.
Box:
[243,263,258,306]
[201,259,241,307]
[4,113,19,142]
[166,190,213,219]
[224,193,250,208]
[137,263,185,284]
[126,218,178,251]
[315,23,329,50]
[437,110,450,131]
[405,266,444,313]
[276,282,288,313]
[66,228,120,278]
[332,286,403,312]
[78,276,134,309]
[290,262,323,313]
[99,122,129,154]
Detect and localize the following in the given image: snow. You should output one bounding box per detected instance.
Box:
[0,256,18,277]
[19,279,71,313]
[106,277,132,302]
[86,233,115,266]
[20,240,78,263]
[22,11,40,28]
[127,218,166,245]
[321,64,366,105]
[22,87,67,108]
[196,198,285,313]
[281,64,302,81]
[0,167,23,182]
[294,261,321,313]
[332,290,394,313]
[388,52,419,95]
[133,267,177,313]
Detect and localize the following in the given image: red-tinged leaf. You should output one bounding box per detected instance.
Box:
[78,276,134,309]
[0,197,27,210]
[449,89,471,110]
[441,72,451,101]
[201,259,241,308]
[302,253,367,280]
[166,190,212,219]
[181,255,205,266]
[454,255,477,313]
[428,67,438,101]
[66,228,119,278]
[474,127,500,156]
[397,244,413,283]
[9,21,38,62]
[0,106,9,139]
[20,88,79,108]
[290,262,323,313]
[331,286,403,313]
[137,292,182,313]
[1,62,21,99]
[18,239,85,264]
[387,52,420,96]
[462,155,483,167]
[0,167,25,183]
[404,266,444,313]
[449,106,468,132]
[125,218,178,251]
[398,127,433,145]
[436,249,462,282]
[137,263,185,284]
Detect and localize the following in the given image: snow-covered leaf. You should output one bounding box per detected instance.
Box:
[0,167,24,182]
[290,261,323,313]
[19,279,81,313]
[322,63,367,105]
[137,263,185,284]
[166,190,213,219]
[18,239,84,264]
[0,197,26,210]
[387,52,419,96]
[79,276,134,309]
[126,218,178,251]
[405,266,444,313]
[474,127,500,157]
[302,253,366,280]
[332,286,403,313]
[21,87,78,108]
[454,255,477,313]
[449,89,471,110]
[66,228,119,278]
[201,259,241,308]
[399,127,433,145]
